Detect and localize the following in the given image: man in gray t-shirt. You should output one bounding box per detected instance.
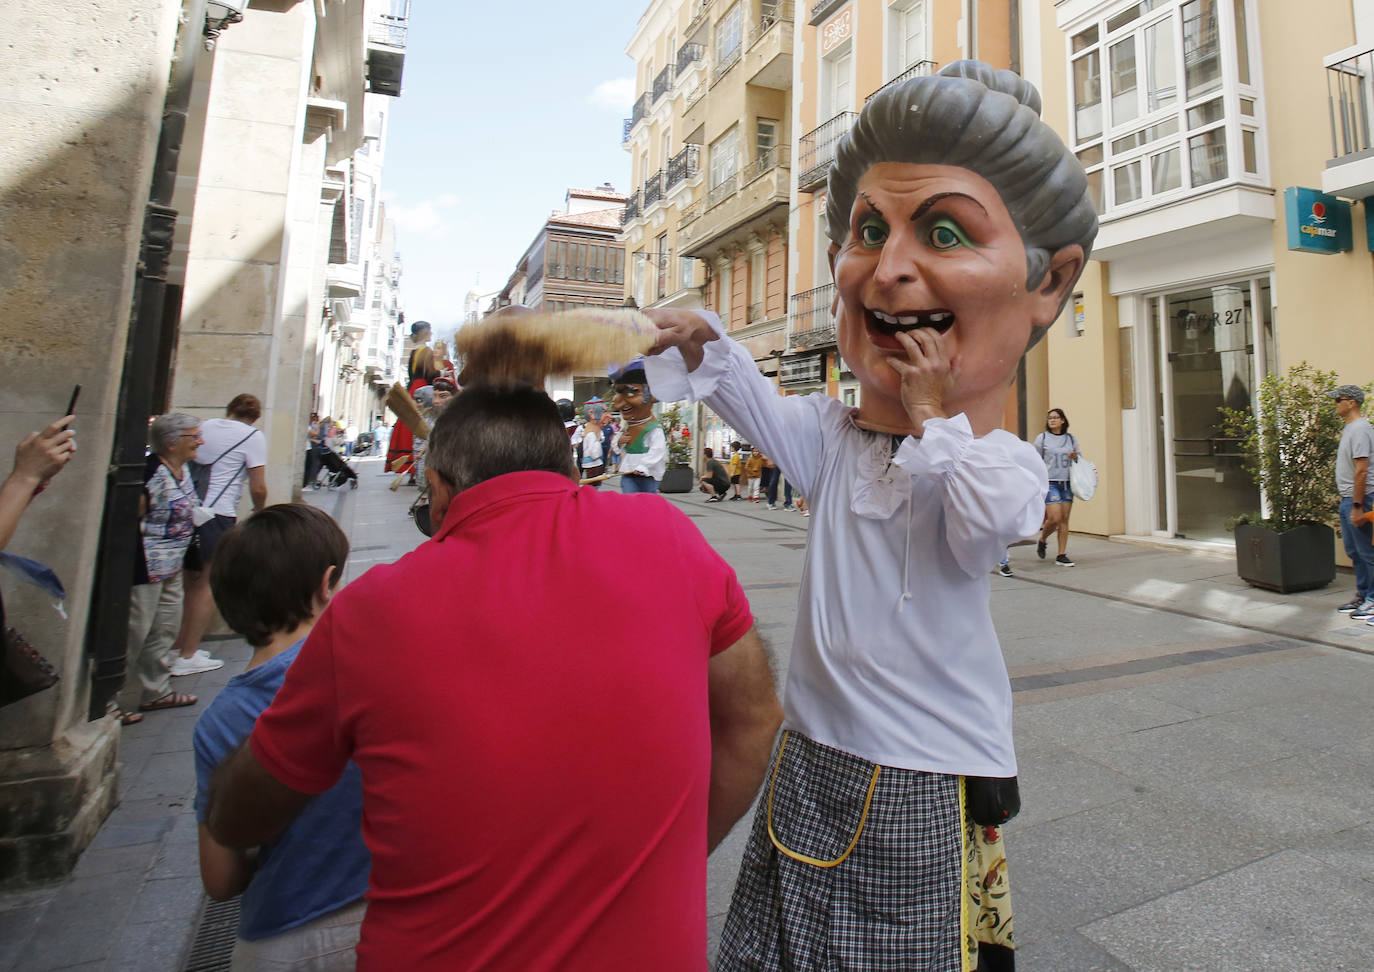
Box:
[1330,384,1374,615]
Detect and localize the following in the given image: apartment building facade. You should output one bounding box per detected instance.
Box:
[494,187,629,402]
[1033,0,1374,545]
[624,1,795,351]
[622,0,797,454]
[788,0,1019,409]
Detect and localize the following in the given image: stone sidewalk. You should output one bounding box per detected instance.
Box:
[3,463,1373,970]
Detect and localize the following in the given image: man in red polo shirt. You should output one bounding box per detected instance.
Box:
[205,382,782,971]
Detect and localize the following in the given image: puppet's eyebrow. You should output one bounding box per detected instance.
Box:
[909,192,987,223]
[857,191,884,219]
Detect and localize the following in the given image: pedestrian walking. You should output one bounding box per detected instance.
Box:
[1034,408,1084,567]
[167,393,266,678]
[1330,384,1374,619]
[641,58,1089,969]
[122,413,203,722]
[205,383,781,971]
[194,504,367,968]
[761,456,780,509]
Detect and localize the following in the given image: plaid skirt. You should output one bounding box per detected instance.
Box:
[718,731,1014,971]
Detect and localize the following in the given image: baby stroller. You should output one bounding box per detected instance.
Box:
[311,444,358,489]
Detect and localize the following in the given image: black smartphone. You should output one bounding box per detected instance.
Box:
[65,385,81,417]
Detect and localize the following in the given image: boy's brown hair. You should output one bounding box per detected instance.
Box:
[210,504,348,647]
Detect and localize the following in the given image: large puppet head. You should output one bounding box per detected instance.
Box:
[824,60,1098,432]
[610,361,655,421]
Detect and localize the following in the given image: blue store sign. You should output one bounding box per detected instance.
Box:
[1284,186,1351,254]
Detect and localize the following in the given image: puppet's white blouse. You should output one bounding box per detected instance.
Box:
[645,313,1046,777]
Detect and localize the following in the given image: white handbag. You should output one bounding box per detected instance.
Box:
[1069,455,1098,501]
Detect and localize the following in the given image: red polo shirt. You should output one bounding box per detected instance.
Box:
[250,471,753,970]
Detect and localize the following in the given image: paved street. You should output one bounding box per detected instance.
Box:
[4,457,1374,969]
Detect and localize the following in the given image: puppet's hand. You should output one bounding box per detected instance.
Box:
[644,309,718,372]
[887,329,955,436]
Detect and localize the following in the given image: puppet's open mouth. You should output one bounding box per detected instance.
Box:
[864,307,955,348]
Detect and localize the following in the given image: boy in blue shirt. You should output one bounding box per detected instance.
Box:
[193,503,370,969]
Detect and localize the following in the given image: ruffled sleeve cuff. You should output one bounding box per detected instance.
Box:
[891,413,974,478]
[641,311,732,403]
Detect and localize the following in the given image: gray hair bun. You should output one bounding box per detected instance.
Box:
[937,59,1041,114]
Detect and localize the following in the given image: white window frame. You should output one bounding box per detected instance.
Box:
[884,0,930,82]
[716,3,743,66]
[756,118,779,165]
[1064,0,1266,219]
[820,38,855,119]
[710,125,740,189]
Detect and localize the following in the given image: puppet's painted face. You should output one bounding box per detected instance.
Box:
[612,382,652,418]
[832,163,1056,425]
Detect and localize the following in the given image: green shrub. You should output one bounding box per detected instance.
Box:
[1218,363,1363,532]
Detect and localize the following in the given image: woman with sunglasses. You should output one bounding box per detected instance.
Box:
[1034,408,1083,566]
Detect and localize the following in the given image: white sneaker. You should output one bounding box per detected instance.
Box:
[767,504,777,511]
[169,653,225,677]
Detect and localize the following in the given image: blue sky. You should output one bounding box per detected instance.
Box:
[383,1,649,333]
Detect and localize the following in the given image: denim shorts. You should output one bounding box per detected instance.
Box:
[1046,481,1073,504]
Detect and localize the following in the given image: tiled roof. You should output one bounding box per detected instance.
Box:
[568,186,627,202]
[548,207,625,230]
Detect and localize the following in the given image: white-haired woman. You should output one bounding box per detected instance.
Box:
[119,413,202,723]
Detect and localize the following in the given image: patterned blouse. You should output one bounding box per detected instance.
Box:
[141,462,197,583]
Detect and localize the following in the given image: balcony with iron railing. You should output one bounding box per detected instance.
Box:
[624,92,651,140]
[866,60,937,103]
[797,111,857,190]
[676,42,704,76]
[787,283,837,349]
[643,171,664,208]
[707,173,738,210]
[681,152,790,256]
[1324,42,1374,197]
[621,190,642,226]
[666,144,701,190]
[653,64,674,103]
[685,0,712,41]
[715,43,742,81]
[366,5,408,97]
[745,0,793,90]
[678,201,703,231]
[741,144,789,186]
[750,0,793,46]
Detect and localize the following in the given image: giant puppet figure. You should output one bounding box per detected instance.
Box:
[644,62,1097,970]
